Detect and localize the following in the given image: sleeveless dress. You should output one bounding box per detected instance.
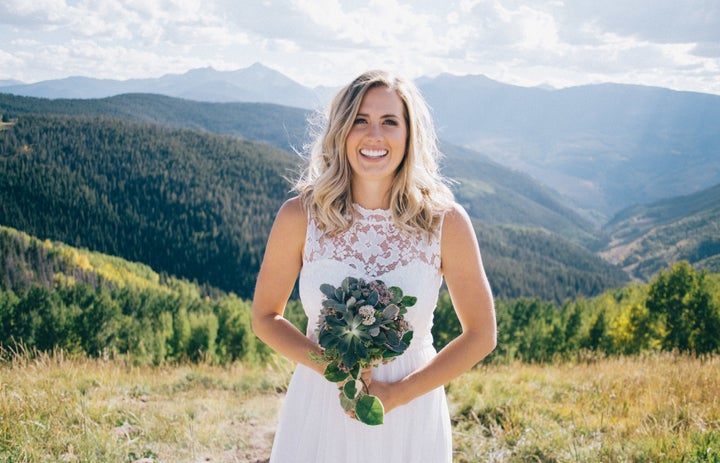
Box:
[269,204,452,463]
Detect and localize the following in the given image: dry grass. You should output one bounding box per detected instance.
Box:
[1,351,719,462]
[448,353,720,462]
[0,350,291,463]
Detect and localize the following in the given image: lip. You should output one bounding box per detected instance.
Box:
[359,149,388,158]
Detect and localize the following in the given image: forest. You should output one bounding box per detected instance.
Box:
[2,225,719,365]
[0,113,629,304]
[1,114,295,298]
[1,98,719,365]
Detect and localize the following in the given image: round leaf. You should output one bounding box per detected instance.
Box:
[355,394,385,426]
[343,380,358,400]
[324,363,349,383]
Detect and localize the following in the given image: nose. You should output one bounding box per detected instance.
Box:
[368,122,383,140]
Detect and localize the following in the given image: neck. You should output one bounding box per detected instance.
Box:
[351,180,392,210]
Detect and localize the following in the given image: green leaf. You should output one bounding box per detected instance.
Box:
[389,286,403,304]
[342,277,357,292]
[324,363,349,383]
[367,291,379,306]
[346,296,357,310]
[318,331,340,349]
[339,393,355,412]
[355,394,384,425]
[386,329,400,346]
[401,295,417,307]
[402,331,414,345]
[335,287,346,302]
[348,363,361,379]
[341,347,359,371]
[343,380,357,400]
[320,283,337,299]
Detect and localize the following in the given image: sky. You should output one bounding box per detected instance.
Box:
[1,0,719,95]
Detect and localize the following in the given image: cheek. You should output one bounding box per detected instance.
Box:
[344,130,359,152]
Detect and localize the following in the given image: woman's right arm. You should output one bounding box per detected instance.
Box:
[251,197,326,376]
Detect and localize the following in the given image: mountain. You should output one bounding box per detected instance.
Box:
[0,92,310,153]
[417,74,720,219]
[0,63,324,109]
[0,92,594,243]
[599,182,720,280]
[0,114,297,298]
[0,108,628,301]
[441,142,597,244]
[6,65,717,221]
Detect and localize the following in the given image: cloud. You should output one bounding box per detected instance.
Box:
[561,0,720,44]
[0,0,718,94]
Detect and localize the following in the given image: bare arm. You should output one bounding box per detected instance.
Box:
[369,203,497,410]
[251,197,326,376]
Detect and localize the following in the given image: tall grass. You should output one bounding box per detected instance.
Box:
[448,353,720,462]
[0,346,290,463]
[1,349,718,462]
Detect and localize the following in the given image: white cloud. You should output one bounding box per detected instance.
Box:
[0,0,718,95]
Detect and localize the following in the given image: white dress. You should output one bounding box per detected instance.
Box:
[269,204,452,463]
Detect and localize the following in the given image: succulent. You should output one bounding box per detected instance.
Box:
[315,276,416,425]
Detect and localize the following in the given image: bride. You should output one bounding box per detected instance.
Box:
[252,69,497,462]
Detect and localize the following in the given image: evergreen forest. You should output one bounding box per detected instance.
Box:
[2,225,719,366]
[0,110,629,303]
[1,92,719,366]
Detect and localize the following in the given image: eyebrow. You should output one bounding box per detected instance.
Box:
[356,112,401,119]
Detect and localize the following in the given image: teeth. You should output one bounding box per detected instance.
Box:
[360,149,387,158]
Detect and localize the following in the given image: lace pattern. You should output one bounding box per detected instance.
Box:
[304,204,441,277]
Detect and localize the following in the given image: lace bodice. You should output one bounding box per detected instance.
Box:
[299,204,444,350]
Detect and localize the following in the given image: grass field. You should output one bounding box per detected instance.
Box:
[1,351,719,462]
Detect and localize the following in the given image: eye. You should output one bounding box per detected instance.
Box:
[383,118,399,126]
[353,117,368,125]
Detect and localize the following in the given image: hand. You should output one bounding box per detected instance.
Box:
[367,378,403,414]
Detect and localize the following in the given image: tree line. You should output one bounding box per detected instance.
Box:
[2,226,718,365]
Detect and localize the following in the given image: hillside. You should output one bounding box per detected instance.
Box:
[5,64,719,220]
[0,224,270,363]
[441,143,597,244]
[0,114,296,297]
[0,92,596,243]
[0,111,628,301]
[418,75,720,218]
[600,183,720,280]
[0,92,310,153]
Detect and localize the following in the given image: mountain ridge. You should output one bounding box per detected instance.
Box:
[0,92,594,243]
[5,63,718,220]
[0,110,629,300]
[600,182,720,280]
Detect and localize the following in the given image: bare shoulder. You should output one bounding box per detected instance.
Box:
[275,196,307,230]
[440,202,480,270]
[441,202,475,239]
[268,196,308,245]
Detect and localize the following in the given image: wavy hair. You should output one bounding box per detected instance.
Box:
[295,70,454,238]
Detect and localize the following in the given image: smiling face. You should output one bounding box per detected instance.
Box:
[344,85,408,192]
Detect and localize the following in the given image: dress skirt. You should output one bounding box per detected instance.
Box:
[269,341,452,463]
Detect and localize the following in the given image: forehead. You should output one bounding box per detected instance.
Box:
[358,86,405,114]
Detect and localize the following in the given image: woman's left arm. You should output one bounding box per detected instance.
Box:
[368,202,497,411]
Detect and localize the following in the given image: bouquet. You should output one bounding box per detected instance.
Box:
[314,276,415,425]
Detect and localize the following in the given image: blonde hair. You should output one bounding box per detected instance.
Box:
[295,70,454,237]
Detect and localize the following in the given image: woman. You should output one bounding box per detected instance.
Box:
[252,70,496,462]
